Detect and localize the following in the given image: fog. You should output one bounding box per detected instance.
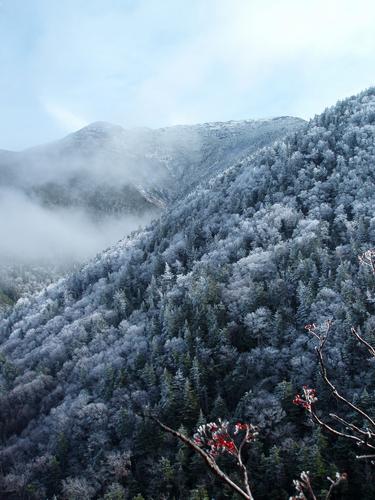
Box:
[0,116,301,289]
[12,123,175,188]
[0,123,176,272]
[0,187,156,265]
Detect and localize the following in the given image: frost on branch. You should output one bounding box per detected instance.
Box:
[293,251,375,462]
[193,419,258,458]
[290,471,349,500]
[293,386,318,412]
[150,415,257,499]
[290,470,316,500]
[358,248,375,273]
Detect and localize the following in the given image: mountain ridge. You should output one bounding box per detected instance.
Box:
[0,116,305,305]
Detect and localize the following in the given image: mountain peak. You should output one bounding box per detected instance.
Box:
[82,120,123,131]
[75,121,124,136]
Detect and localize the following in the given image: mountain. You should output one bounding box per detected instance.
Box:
[1,89,375,498]
[0,116,305,213]
[0,116,304,307]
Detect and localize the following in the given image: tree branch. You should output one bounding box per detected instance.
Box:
[237,427,253,500]
[329,413,375,441]
[310,409,374,451]
[148,415,253,500]
[315,326,375,430]
[351,327,375,358]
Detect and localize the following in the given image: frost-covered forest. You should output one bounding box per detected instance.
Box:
[1,88,375,498]
[0,117,303,308]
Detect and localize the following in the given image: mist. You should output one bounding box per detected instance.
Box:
[0,122,170,272]
[0,115,303,302]
[0,187,156,265]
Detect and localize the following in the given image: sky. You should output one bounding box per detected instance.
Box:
[1,0,375,150]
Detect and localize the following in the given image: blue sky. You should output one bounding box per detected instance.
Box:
[1,0,375,150]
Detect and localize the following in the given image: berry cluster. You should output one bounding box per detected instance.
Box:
[193,420,257,458]
[293,386,317,412]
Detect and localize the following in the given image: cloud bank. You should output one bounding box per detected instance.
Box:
[0,188,153,264]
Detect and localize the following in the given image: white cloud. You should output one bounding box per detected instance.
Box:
[2,0,375,147]
[119,0,375,124]
[0,187,153,264]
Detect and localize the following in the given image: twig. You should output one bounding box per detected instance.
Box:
[237,427,253,499]
[329,413,374,440]
[351,327,375,358]
[310,409,371,448]
[148,415,253,500]
[315,324,375,430]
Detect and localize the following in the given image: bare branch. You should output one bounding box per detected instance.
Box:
[148,415,253,500]
[329,413,375,440]
[326,473,348,500]
[237,427,253,500]
[302,319,375,461]
[310,409,371,449]
[351,327,375,358]
[291,471,317,500]
[315,327,375,430]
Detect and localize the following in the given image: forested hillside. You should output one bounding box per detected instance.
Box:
[1,89,375,499]
[0,117,303,308]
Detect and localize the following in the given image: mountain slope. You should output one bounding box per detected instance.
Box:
[1,90,375,498]
[0,116,305,212]
[0,116,304,306]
